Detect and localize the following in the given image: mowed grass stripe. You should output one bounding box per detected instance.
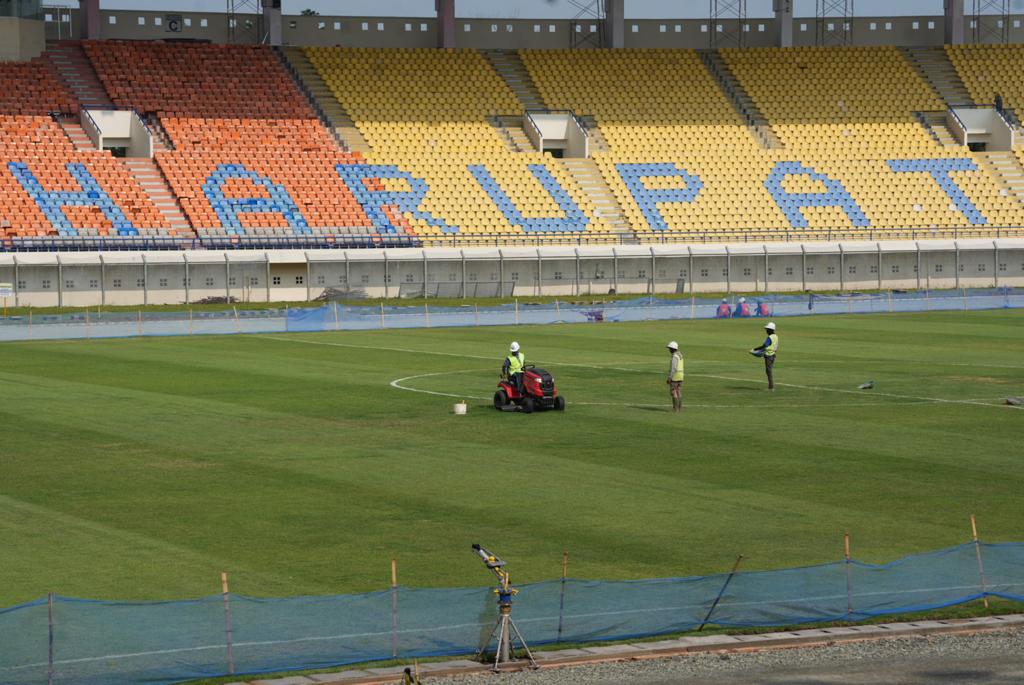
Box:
[0,310,1021,605]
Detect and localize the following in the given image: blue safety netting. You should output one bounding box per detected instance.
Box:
[1,542,1022,685]
[0,288,1021,342]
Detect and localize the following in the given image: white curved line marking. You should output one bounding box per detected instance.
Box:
[388,370,1001,409]
[389,369,489,401]
[263,337,1018,410]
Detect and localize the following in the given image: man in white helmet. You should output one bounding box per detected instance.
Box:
[503,341,525,394]
[750,322,779,391]
[666,341,684,413]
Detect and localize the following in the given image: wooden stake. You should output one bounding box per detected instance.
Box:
[390,558,399,658]
[220,572,236,674]
[844,533,854,616]
[971,515,989,609]
[557,551,569,642]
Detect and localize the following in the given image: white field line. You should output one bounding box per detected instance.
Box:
[263,336,1016,410]
[5,582,1014,672]
[390,369,490,401]
[694,373,1019,410]
[388,371,965,409]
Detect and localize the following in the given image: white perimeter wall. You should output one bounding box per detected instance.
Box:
[0,239,1022,307]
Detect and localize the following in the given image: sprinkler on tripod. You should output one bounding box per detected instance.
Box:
[472,544,538,671]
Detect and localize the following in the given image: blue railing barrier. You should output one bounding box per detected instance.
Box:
[0,288,1021,343]
[1,542,1022,684]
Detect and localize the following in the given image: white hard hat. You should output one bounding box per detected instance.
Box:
[765,322,776,331]
[739,297,746,303]
[667,341,679,351]
[509,341,520,353]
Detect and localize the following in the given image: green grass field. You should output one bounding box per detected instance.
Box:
[1,310,1022,607]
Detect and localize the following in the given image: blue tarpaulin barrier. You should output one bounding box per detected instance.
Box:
[0,288,1020,342]
[1,542,1022,684]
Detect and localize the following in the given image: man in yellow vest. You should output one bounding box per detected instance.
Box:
[666,341,684,413]
[503,341,525,394]
[751,322,779,391]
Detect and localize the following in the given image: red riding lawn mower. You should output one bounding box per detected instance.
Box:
[494,365,566,413]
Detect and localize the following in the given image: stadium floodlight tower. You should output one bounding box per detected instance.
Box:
[226,0,265,44]
[569,0,606,48]
[815,0,853,46]
[710,0,747,48]
[472,544,538,672]
[972,0,1010,44]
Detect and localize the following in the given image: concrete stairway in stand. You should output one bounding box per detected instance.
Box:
[577,114,611,153]
[559,157,634,239]
[914,110,961,148]
[700,50,783,150]
[483,50,546,111]
[57,117,97,150]
[975,151,1024,207]
[279,46,371,155]
[903,46,974,106]
[488,114,536,152]
[45,40,114,110]
[143,114,176,151]
[122,157,192,234]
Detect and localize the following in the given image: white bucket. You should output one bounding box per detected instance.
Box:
[454,402,467,415]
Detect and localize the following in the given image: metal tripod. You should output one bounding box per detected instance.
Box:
[476,590,538,672]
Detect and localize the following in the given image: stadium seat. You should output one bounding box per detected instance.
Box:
[947,44,1024,114]
[722,46,1021,232]
[83,41,368,236]
[0,59,169,238]
[6,42,1023,245]
[521,48,779,236]
[304,47,614,238]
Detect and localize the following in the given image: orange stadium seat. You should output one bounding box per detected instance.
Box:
[83,40,367,237]
[0,58,169,240]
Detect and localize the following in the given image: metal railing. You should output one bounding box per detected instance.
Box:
[525,108,590,139]
[4,226,1024,253]
[522,110,544,147]
[79,106,99,135]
